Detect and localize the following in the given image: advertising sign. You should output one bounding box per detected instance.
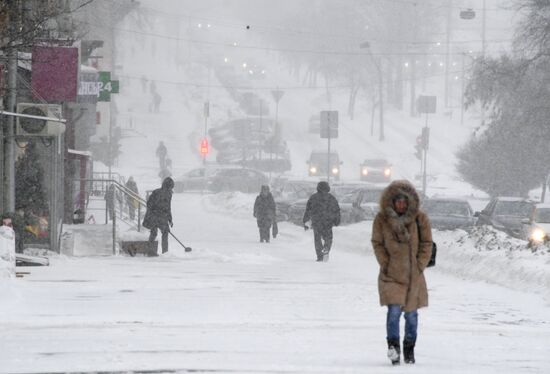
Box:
[32,46,79,102]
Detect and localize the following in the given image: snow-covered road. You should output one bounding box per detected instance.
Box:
[1,193,549,373]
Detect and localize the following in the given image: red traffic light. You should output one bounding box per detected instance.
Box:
[200,138,209,155]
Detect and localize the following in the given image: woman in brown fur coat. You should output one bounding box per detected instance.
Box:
[371,180,433,365]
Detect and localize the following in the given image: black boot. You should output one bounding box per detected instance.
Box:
[403,339,415,364]
[387,339,400,365]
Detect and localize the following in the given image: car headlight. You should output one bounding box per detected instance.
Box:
[531,227,546,243]
[332,167,339,174]
[309,167,317,174]
[362,168,368,176]
[384,168,391,176]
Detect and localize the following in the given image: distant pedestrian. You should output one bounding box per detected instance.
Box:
[142,177,174,254]
[156,141,167,170]
[1,212,23,253]
[371,180,433,365]
[253,185,276,243]
[125,176,139,220]
[104,184,116,221]
[302,181,340,262]
[140,75,148,93]
[153,92,162,113]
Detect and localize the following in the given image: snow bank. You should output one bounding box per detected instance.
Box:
[205,193,550,298]
[434,227,550,297]
[0,226,16,278]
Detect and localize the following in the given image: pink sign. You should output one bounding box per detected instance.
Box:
[32,46,78,102]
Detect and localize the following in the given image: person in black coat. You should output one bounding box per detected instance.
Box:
[143,177,174,253]
[303,181,341,261]
[253,185,276,243]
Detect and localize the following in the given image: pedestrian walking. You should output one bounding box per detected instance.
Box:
[371,180,433,365]
[142,177,174,254]
[302,181,340,262]
[156,141,167,170]
[253,185,276,243]
[125,176,139,220]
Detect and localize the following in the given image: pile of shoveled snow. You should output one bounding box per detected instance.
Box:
[434,226,550,297]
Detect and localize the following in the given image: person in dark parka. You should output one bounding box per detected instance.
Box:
[143,177,174,254]
[303,181,341,261]
[253,185,276,243]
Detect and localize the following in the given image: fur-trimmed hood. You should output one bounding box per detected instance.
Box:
[379,180,420,242]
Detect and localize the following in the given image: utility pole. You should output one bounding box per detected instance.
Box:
[4,0,19,211]
[482,0,487,57]
[410,2,418,117]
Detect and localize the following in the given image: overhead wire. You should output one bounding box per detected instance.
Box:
[83,21,510,57]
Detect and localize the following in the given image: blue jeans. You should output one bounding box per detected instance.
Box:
[386,304,418,341]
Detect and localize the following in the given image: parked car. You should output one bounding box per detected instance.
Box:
[206,167,269,194]
[360,159,392,182]
[475,197,536,238]
[521,203,550,247]
[272,179,318,222]
[174,165,228,192]
[307,151,342,180]
[339,187,384,224]
[288,198,309,226]
[421,198,476,231]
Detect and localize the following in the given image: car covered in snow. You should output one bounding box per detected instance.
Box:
[339,186,384,224]
[272,179,318,222]
[421,197,476,231]
[206,167,269,194]
[475,197,536,239]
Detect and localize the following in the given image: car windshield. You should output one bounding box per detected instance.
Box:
[423,201,470,216]
[310,153,338,163]
[287,183,316,198]
[534,208,550,223]
[363,159,388,167]
[493,201,533,217]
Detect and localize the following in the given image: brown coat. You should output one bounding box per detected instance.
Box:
[371,180,433,312]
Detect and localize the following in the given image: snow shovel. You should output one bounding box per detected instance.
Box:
[169,231,192,252]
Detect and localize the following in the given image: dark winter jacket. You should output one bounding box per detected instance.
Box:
[303,181,341,230]
[371,180,432,312]
[254,187,276,228]
[142,177,173,230]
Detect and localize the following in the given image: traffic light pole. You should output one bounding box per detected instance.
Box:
[422,113,429,197]
[327,133,331,184]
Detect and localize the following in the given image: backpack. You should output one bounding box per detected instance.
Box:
[416,217,437,268]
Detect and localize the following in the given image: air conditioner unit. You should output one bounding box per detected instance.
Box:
[16,103,65,137]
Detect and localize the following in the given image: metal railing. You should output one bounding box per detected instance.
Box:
[73,178,147,255]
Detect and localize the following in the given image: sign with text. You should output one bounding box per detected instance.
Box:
[98,71,120,102]
[320,110,338,138]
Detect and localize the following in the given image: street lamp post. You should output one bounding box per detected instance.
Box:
[360,41,384,141]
